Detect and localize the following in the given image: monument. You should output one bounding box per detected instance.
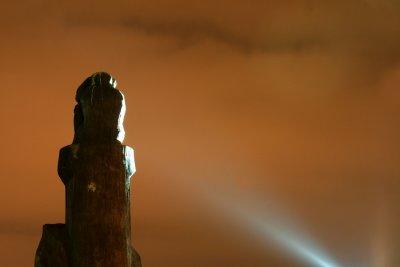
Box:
[35,72,142,267]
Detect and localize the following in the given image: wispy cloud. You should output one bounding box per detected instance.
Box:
[119,17,329,53]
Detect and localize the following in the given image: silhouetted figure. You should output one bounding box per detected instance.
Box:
[35,72,141,267]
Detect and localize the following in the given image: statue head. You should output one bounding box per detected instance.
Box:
[73,72,126,144]
[76,72,117,101]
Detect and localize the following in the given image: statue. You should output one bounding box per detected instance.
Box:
[35,72,142,267]
[73,72,125,144]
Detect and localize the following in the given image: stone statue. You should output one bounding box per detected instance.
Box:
[73,72,125,144]
[35,72,141,267]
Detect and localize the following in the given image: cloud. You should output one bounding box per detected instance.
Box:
[118,17,329,54]
[61,7,329,53]
[50,0,400,84]
[0,220,38,236]
[4,0,400,64]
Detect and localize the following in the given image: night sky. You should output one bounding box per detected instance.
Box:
[1,1,399,266]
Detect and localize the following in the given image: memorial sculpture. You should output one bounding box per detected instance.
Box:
[35,72,141,267]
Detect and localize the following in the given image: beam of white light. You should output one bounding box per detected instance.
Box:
[187,177,341,267]
[371,199,391,267]
[165,159,341,267]
[216,193,339,267]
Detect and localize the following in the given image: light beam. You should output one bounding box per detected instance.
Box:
[191,178,341,267]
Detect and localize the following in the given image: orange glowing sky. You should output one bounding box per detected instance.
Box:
[0,1,399,266]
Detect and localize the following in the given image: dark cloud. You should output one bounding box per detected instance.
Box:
[0,220,38,236]
[119,17,329,53]
[61,10,328,53]
[53,0,400,83]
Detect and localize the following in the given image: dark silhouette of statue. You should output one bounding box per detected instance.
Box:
[35,72,141,267]
[73,72,125,144]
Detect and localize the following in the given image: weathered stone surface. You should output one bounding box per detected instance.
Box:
[35,224,69,267]
[35,72,141,267]
[58,143,136,267]
[130,245,142,267]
